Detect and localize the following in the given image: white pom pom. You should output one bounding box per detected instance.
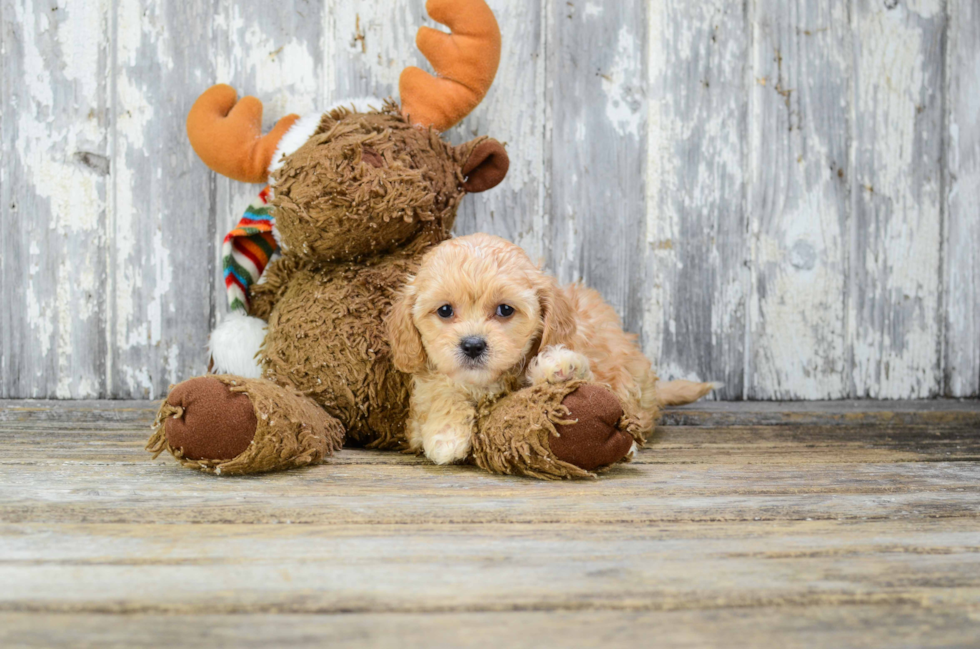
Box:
[208,313,267,378]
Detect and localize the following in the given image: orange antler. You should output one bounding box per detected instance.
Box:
[186,84,300,183]
[399,0,501,131]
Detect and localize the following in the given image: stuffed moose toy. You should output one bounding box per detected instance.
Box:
[147,0,640,479]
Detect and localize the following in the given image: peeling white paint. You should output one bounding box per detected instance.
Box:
[745,0,854,399]
[849,1,944,398]
[146,230,173,346]
[4,0,978,399]
[602,26,643,139]
[112,0,217,398]
[165,343,181,387]
[643,0,668,362]
[644,0,747,396]
[944,0,980,397]
[9,0,107,397]
[56,0,106,103]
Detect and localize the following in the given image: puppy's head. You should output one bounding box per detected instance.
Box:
[388,233,576,387]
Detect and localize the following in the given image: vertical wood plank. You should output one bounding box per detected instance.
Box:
[548,0,648,335]
[644,0,749,395]
[0,0,3,396]
[325,0,426,101]
[746,1,852,399]
[1,0,7,397]
[850,0,945,398]
[945,0,980,397]
[0,0,109,398]
[109,0,214,398]
[210,1,326,322]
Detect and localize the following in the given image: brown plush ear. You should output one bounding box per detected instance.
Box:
[538,276,576,349]
[461,138,509,193]
[387,286,427,373]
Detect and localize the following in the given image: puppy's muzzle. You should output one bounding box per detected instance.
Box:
[459,336,488,360]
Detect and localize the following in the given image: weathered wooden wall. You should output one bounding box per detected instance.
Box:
[1,0,977,400]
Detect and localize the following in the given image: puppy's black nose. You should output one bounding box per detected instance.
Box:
[460,336,487,359]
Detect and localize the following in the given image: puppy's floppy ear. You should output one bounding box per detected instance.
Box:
[538,276,576,349]
[387,284,426,373]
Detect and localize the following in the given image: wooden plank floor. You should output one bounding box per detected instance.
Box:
[1,400,979,648]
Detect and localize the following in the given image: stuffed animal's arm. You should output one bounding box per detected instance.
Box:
[248,256,302,321]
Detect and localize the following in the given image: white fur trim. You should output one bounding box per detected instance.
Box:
[267,97,386,175]
[271,222,287,254]
[268,113,321,175]
[208,313,267,378]
[325,96,385,115]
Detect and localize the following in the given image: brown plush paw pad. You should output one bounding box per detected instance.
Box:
[164,377,257,461]
[551,385,633,471]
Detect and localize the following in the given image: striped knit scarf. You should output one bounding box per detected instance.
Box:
[223,187,278,313]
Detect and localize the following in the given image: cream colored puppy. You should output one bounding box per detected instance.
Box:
[387,233,716,465]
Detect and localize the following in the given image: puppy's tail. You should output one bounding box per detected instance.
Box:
[656,380,722,407]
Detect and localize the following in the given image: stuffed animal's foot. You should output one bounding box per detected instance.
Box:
[147,375,345,475]
[473,381,640,480]
[160,376,257,461]
[526,345,593,385]
[550,385,635,471]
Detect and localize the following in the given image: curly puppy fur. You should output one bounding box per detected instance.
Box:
[388,233,716,464]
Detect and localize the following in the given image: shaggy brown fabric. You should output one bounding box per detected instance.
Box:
[259,254,419,449]
[147,375,345,475]
[270,104,467,263]
[248,254,309,322]
[163,376,256,460]
[550,385,637,471]
[472,381,641,480]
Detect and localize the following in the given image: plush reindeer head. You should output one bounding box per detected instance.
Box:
[185,0,509,262]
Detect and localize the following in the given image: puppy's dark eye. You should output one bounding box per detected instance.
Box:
[496,304,515,318]
[437,304,454,319]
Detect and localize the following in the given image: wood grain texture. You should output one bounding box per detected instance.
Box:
[850,0,945,398]
[548,0,648,336]
[109,0,214,398]
[2,0,980,399]
[5,460,980,525]
[944,0,980,397]
[2,520,980,613]
[3,607,980,649]
[3,425,980,466]
[1,399,978,646]
[747,1,851,399]
[1,0,109,398]
[645,0,749,398]
[3,400,980,466]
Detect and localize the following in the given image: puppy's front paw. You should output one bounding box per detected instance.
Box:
[423,426,473,465]
[527,346,593,385]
